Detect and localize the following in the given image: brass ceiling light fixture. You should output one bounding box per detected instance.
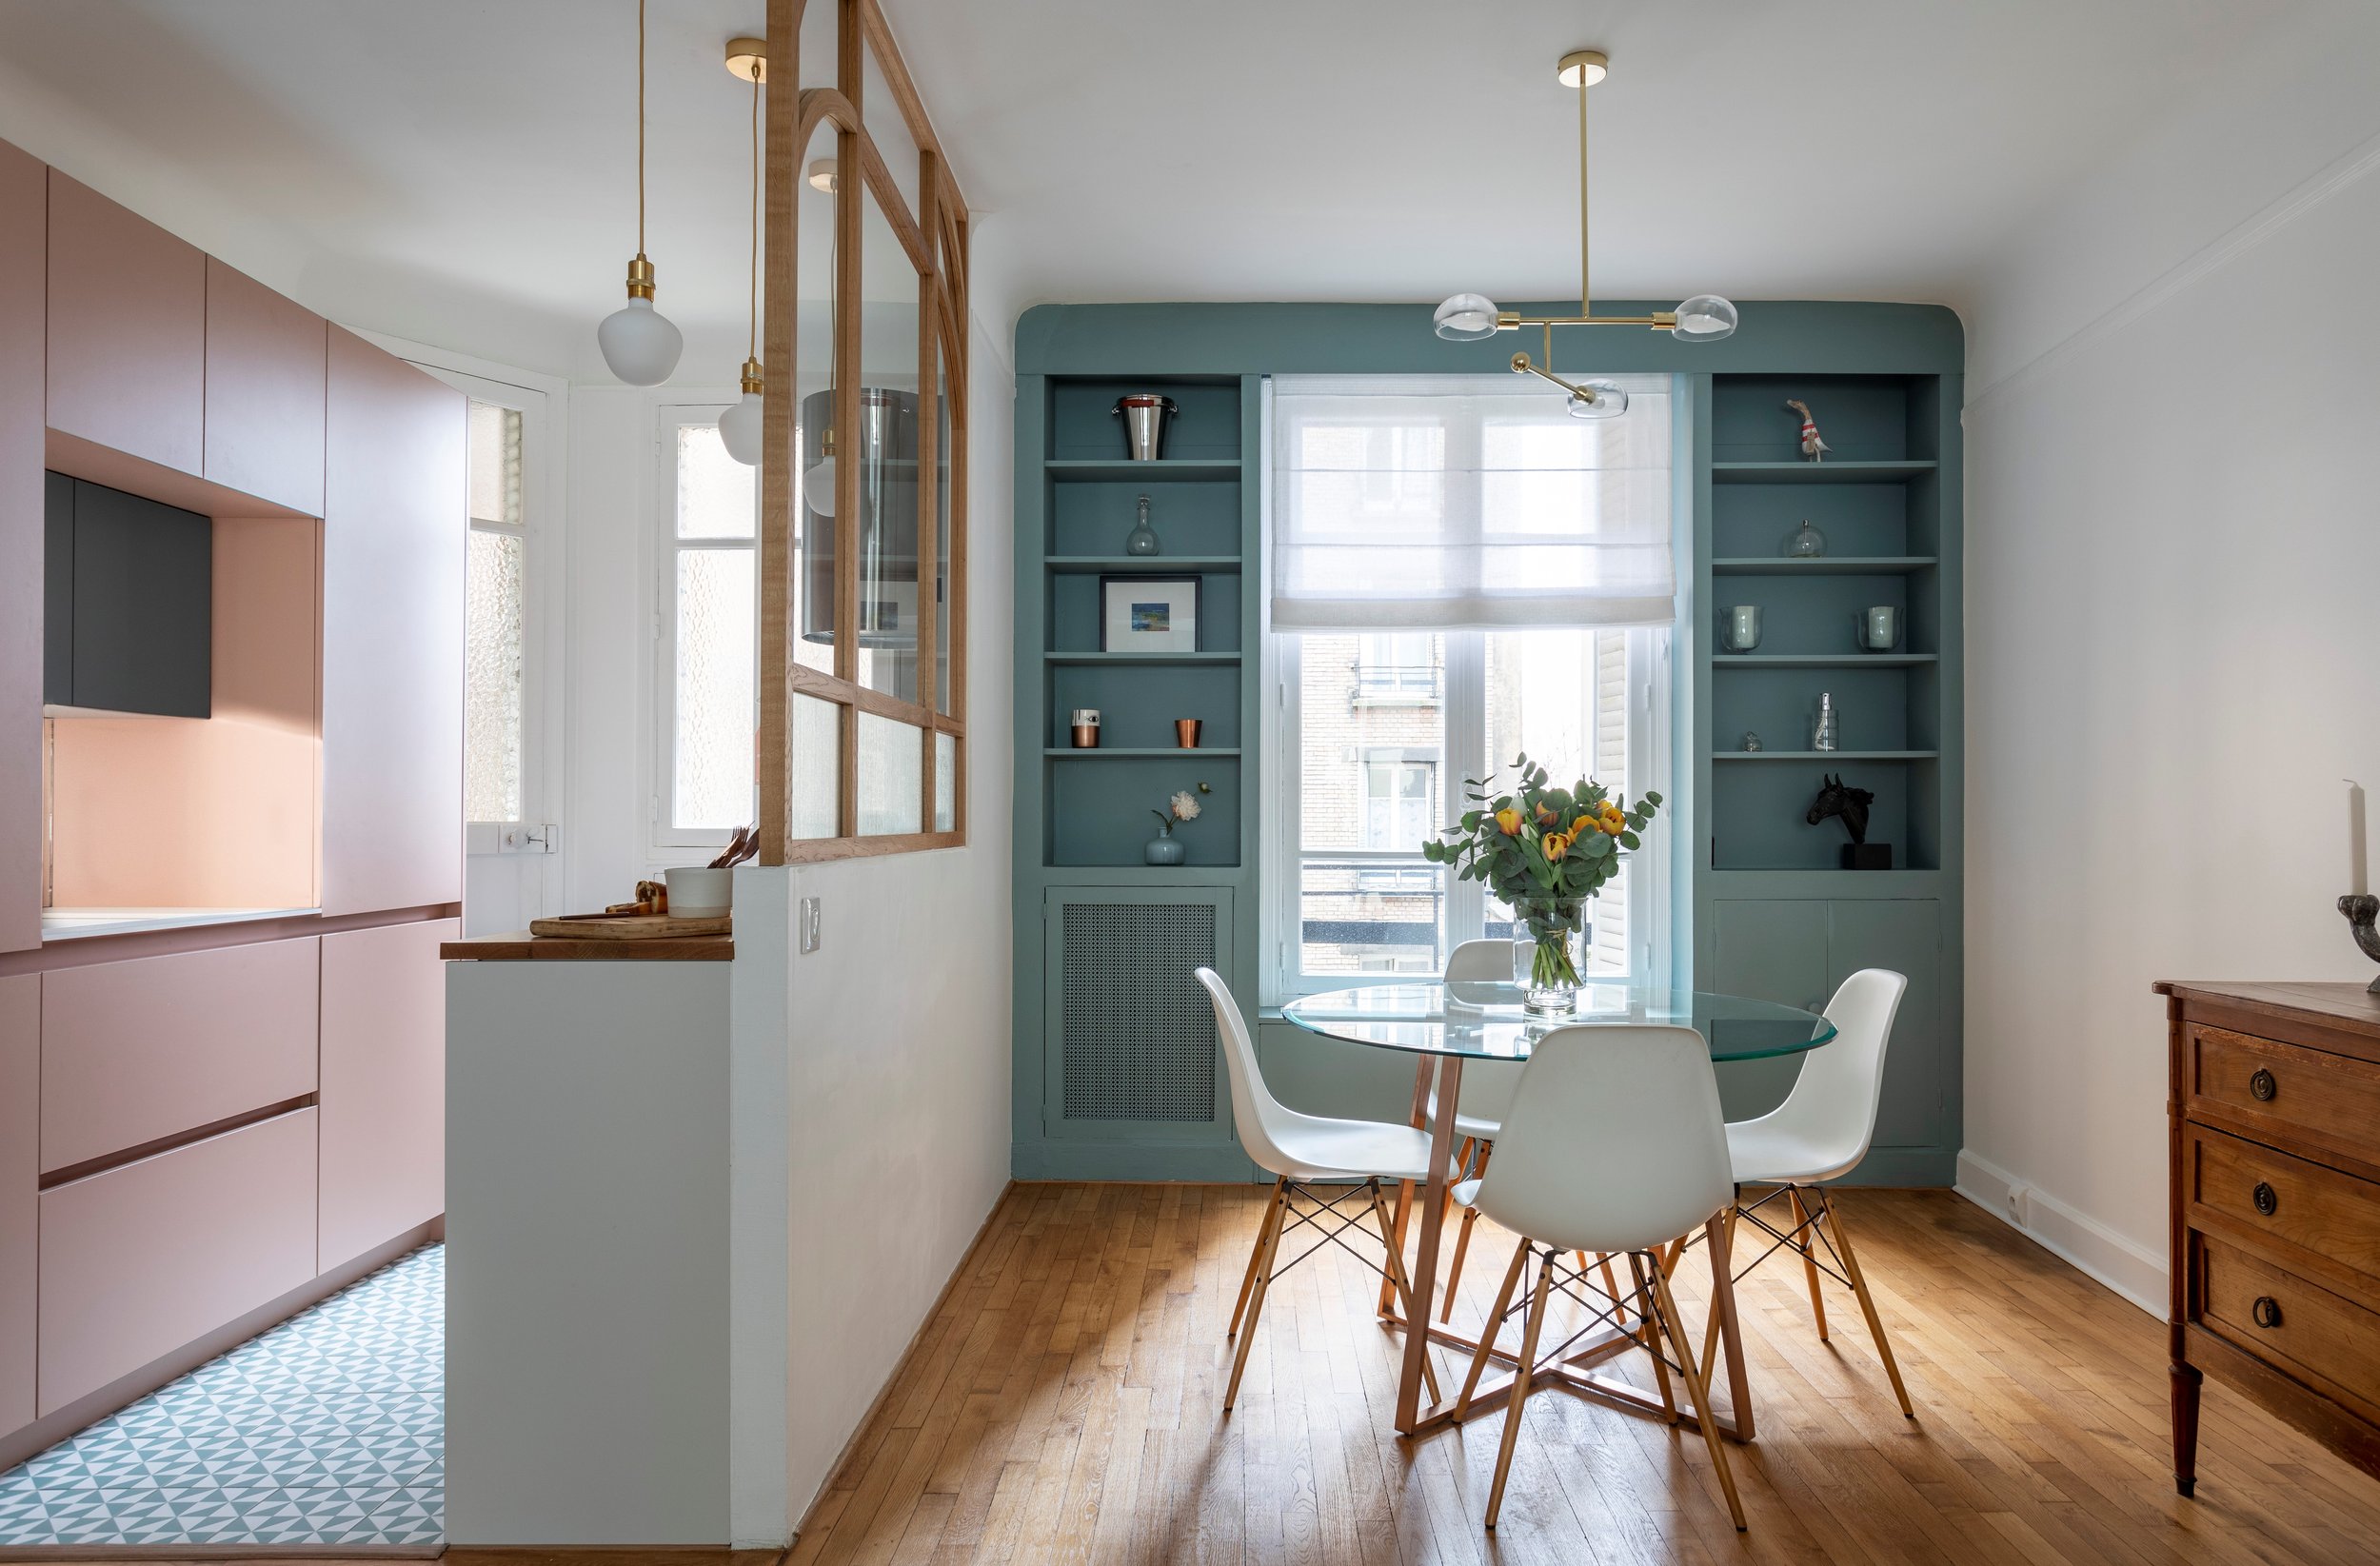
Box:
[717,35,768,466]
[1433,50,1737,419]
[596,0,685,385]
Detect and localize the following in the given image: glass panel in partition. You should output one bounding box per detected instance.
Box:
[794,119,839,678]
[857,711,922,835]
[789,691,841,840]
[851,176,922,705]
[934,731,956,832]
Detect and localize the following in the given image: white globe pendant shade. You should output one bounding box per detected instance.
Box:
[1670,294,1739,343]
[718,389,764,466]
[597,296,684,385]
[1433,292,1502,342]
[1566,379,1628,419]
[804,454,837,516]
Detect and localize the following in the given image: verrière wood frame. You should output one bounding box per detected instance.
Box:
[758,0,968,864]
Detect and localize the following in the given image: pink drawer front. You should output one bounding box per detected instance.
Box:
[41,936,320,1173]
[38,1107,318,1415]
[319,919,453,1270]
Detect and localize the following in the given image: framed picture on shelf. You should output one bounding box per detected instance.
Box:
[1101,575,1200,653]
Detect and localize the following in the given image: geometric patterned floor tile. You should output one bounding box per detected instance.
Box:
[0,1244,444,1546]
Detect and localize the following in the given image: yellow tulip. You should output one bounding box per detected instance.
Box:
[1496,807,1522,836]
[1543,831,1570,862]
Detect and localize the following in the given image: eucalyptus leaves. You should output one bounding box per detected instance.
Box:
[1421,754,1662,1006]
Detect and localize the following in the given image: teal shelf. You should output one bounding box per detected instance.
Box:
[1712,461,1937,485]
[1712,556,1936,576]
[1044,650,1240,666]
[1044,747,1241,758]
[1043,555,1242,574]
[1711,749,1938,762]
[1714,653,1936,668]
[1044,459,1242,483]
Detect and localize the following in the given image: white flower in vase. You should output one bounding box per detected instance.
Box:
[1169,790,1202,822]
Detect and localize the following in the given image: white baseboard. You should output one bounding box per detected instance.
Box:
[1954,1150,2167,1318]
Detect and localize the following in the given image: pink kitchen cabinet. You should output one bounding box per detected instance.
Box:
[320,327,465,917]
[319,918,454,1270]
[37,1107,318,1415]
[39,936,320,1174]
[203,257,327,516]
[0,140,42,955]
[46,171,206,476]
[0,975,35,1433]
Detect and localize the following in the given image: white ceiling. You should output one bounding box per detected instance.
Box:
[0,0,2318,382]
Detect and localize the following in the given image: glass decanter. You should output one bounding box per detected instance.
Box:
[1124,493,1161,557]
[1786,519,1827,558]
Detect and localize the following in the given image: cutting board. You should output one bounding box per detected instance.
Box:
[526,913,732,941]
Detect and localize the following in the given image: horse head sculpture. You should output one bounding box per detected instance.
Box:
[1806,772,1874,845]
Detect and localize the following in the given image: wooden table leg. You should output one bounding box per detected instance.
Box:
[1395,1055,1462,1434]
[1705,1209,1754,1441]
[1380,1057,1434,1316]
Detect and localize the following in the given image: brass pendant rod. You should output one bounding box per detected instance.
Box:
[746,69,760,361]
[637,0,646,255]
[1577,60,1590,319]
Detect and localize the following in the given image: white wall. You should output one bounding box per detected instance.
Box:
[1960,0,2380,1310]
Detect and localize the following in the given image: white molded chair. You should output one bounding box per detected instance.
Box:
[1455,1024,1747,1531]
[1719,967,1914,1418]
[1195,967,1446,1412]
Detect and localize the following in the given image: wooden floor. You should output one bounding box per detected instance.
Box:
[788,1182,2380,1565]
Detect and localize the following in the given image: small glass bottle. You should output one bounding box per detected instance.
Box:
[1786,519,1827,559]
[1123,493,1161,556]
[1813,692,1840,752]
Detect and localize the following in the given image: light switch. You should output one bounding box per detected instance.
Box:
[799,897,823,953]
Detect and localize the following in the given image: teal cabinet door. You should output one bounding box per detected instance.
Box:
[1041,884,1237,1145]
[1827,901,1944,1152]
[1707,900,1831,1122]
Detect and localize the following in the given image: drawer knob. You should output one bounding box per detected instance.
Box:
[2253,1181,2278,1217]
[2251,1295,2283,1329]
[2250,1067,2278,1102]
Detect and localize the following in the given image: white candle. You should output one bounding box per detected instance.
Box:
[2350,780,2370,898]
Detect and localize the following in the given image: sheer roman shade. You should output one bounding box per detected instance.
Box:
[1270,374,1674,630]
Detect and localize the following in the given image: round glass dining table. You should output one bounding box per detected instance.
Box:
[1278,979,1834,1440]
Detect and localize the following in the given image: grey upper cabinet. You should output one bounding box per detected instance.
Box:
[44,477,210,719]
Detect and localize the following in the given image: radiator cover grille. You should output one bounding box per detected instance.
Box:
[1060,901,1219,1122]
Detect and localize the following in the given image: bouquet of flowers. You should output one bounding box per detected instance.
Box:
[1420,753,1661,1008]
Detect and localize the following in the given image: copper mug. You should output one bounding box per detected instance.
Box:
[1175,719,1202,749]
[1071,709,1101,748]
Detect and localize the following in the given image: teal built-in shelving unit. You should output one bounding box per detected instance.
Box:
[1014,304,1963,1184]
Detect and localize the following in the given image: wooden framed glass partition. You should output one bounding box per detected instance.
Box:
[758,0,968,862]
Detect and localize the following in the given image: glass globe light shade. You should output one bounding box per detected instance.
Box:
[1670,294,1739,343]
[1566,379,1629,420]
[597,296,684,385]
[718,389,764,466]
[804,454,837,517]
[1432,292,1502,342]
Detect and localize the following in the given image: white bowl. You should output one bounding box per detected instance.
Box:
[665,866,734,919]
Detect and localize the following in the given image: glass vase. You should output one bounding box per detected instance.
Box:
[1144,819,1185,865]
[1522,922,1585,1015]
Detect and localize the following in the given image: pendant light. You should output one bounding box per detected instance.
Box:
[717,37,767,466]
[1432,50,1736,414]
[596,0,684,386]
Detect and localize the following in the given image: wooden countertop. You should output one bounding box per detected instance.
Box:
[441,929,734,961]
[2152,979,2380,1032]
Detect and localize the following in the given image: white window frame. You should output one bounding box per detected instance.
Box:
[1262,625,1672,1003]
[651,402,759,853]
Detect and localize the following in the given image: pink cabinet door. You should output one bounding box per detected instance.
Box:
[0,140,41,956]
[204,258,327,516]
[0,974,35,1433]
[40,937,320,1174]
[46,171,206,475]
[321,328,465,917]
[319,918,454,1270]
[38,1107,318,1415]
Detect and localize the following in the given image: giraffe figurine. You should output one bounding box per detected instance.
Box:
[1785,399,1830,463]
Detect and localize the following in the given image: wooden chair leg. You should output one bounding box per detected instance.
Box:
[1457,1238,1529,1418]
[1628,1252,1678,1421]
[1818,1189,1914,1418]
[1223,1183,1289,1411]
[1441,1207,1482,1322]
[1485,1247,1555,1530]
[1229,1176,1288,1338]
[1651,1259,1748,1531]
[1366,1180,1443,1405]
[1788,1186,1830,1341]
[1378,1177,1415,1317]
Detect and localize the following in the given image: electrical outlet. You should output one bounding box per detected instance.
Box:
[799,897,823,953]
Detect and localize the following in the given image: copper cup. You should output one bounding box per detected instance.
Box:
[1175,718,1201,749]
[1070,709,1101,749]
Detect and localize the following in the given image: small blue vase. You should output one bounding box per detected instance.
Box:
[1145,822,1185,865]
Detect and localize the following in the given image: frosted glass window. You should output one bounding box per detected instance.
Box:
[468,404,521,527]
[465,529,524,822]
[677,425,756,539]
[673,547,757,829]
[790,693,841,841]
[934,732,956,832]
[857,712,922,836]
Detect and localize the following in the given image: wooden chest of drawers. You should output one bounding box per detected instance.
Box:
[2158,981,2380,1496]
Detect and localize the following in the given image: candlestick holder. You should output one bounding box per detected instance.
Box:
[2340,895,2380,993]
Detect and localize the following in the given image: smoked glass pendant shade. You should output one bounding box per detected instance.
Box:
[802,386,921,650]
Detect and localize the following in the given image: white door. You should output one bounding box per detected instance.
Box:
[434,367,564,935]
